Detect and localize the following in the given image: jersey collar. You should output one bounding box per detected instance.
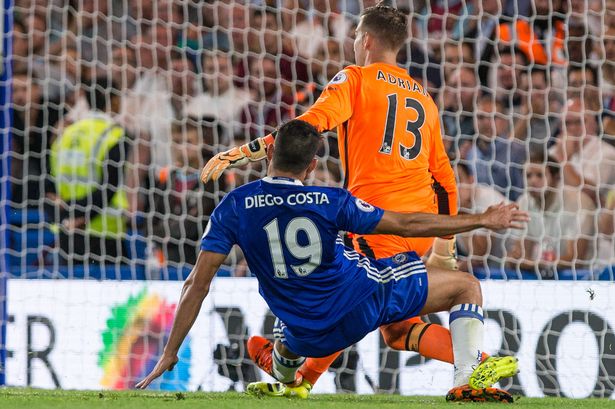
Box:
[262,176,304,186]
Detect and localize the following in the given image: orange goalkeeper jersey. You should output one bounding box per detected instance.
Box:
[296,63,458,258]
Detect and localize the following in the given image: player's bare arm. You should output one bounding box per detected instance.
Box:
[372,203,528,238]
[135,251,227,389]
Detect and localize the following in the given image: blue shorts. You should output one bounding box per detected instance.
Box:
[275,251,429,357]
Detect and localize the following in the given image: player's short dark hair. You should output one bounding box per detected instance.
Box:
[272,120,321,174]
[360,2,408,52]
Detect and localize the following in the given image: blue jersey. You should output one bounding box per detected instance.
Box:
[201,176,386,334]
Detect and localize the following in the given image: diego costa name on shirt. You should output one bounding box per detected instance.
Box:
[245,192,331,209]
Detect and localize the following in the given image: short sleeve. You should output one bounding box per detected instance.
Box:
[335,189,384,234]
[200,194,238,255]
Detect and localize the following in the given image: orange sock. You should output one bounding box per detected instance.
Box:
[380,317,454,363]
[297,351,342,385]
[380,317,490,364]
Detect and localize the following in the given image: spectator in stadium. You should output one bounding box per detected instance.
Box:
[602,27,615,136]
[442,66,478,156]
[67,0,119,68]
[513,68,561,148]
[242,56,293,139]
[460,0,502,85]
[186,1,230,51]
[466,94,526,201]
[399,17,442,93]
[567,65,601,114]
[121,39,191,171]
[419,0,474,53]
[110,46,139,92]
[565,21,595,68]
[455,162,507,273]
[122,47,200,216]
[185,49,251,131]
[247,7,309,85]
[493,46,529,111]
[18,11,67,100]
[497,0,566,67]
[598,189,615,243]
[507,151,596,278]
[47,77,129,265]
[149,120,226,267]
[11,66,64,205]
[441,40,475,82]
[550,98,615,206]
[287,0,352,61]
[314,38,345,87]
[168,53,198,118]
[126,0,155,37]
[24,12,47,58]
[294,38,346,113]
[58,44,96,128]
[600,27,615,114]
[11,17,29,63]
[228,2,251,55]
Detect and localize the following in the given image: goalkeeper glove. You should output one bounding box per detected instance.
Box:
[201,137,268,183]
[426,237,459,270]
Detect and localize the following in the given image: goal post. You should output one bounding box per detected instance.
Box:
[0,0,12,387]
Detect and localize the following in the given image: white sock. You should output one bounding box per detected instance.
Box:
[449,303,484,387]
[272,346,305,384]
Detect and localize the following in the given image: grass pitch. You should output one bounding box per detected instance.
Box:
[1,388,612,409]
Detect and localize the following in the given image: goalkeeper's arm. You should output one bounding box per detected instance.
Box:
[200,133,276,183]
[201,68,355,183]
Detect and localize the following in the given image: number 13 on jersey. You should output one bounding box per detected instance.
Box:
[379,94,426,161]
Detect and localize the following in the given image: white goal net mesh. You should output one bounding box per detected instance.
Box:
[2,0,615,398]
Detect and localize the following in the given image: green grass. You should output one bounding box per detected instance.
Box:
[0,389,612,409]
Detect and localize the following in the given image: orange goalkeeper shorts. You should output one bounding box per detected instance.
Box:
[347,233,435,259]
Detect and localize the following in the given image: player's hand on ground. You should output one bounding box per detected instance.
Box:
[135,353,178,389]
[201,138,268,183]
[482,202,529,230]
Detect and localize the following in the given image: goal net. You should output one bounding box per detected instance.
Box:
[1,0,615,398]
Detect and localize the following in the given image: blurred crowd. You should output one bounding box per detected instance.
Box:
[8,0,615,279]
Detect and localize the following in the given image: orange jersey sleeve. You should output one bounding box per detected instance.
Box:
[296,67,361,132]
[262,68,359,147]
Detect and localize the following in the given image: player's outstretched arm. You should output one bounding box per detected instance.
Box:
[372,202,528,238]
[136,251,227,389]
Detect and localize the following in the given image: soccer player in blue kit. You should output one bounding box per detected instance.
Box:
[136,120,527,402]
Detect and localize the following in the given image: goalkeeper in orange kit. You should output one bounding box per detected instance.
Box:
[201,3,516,403]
